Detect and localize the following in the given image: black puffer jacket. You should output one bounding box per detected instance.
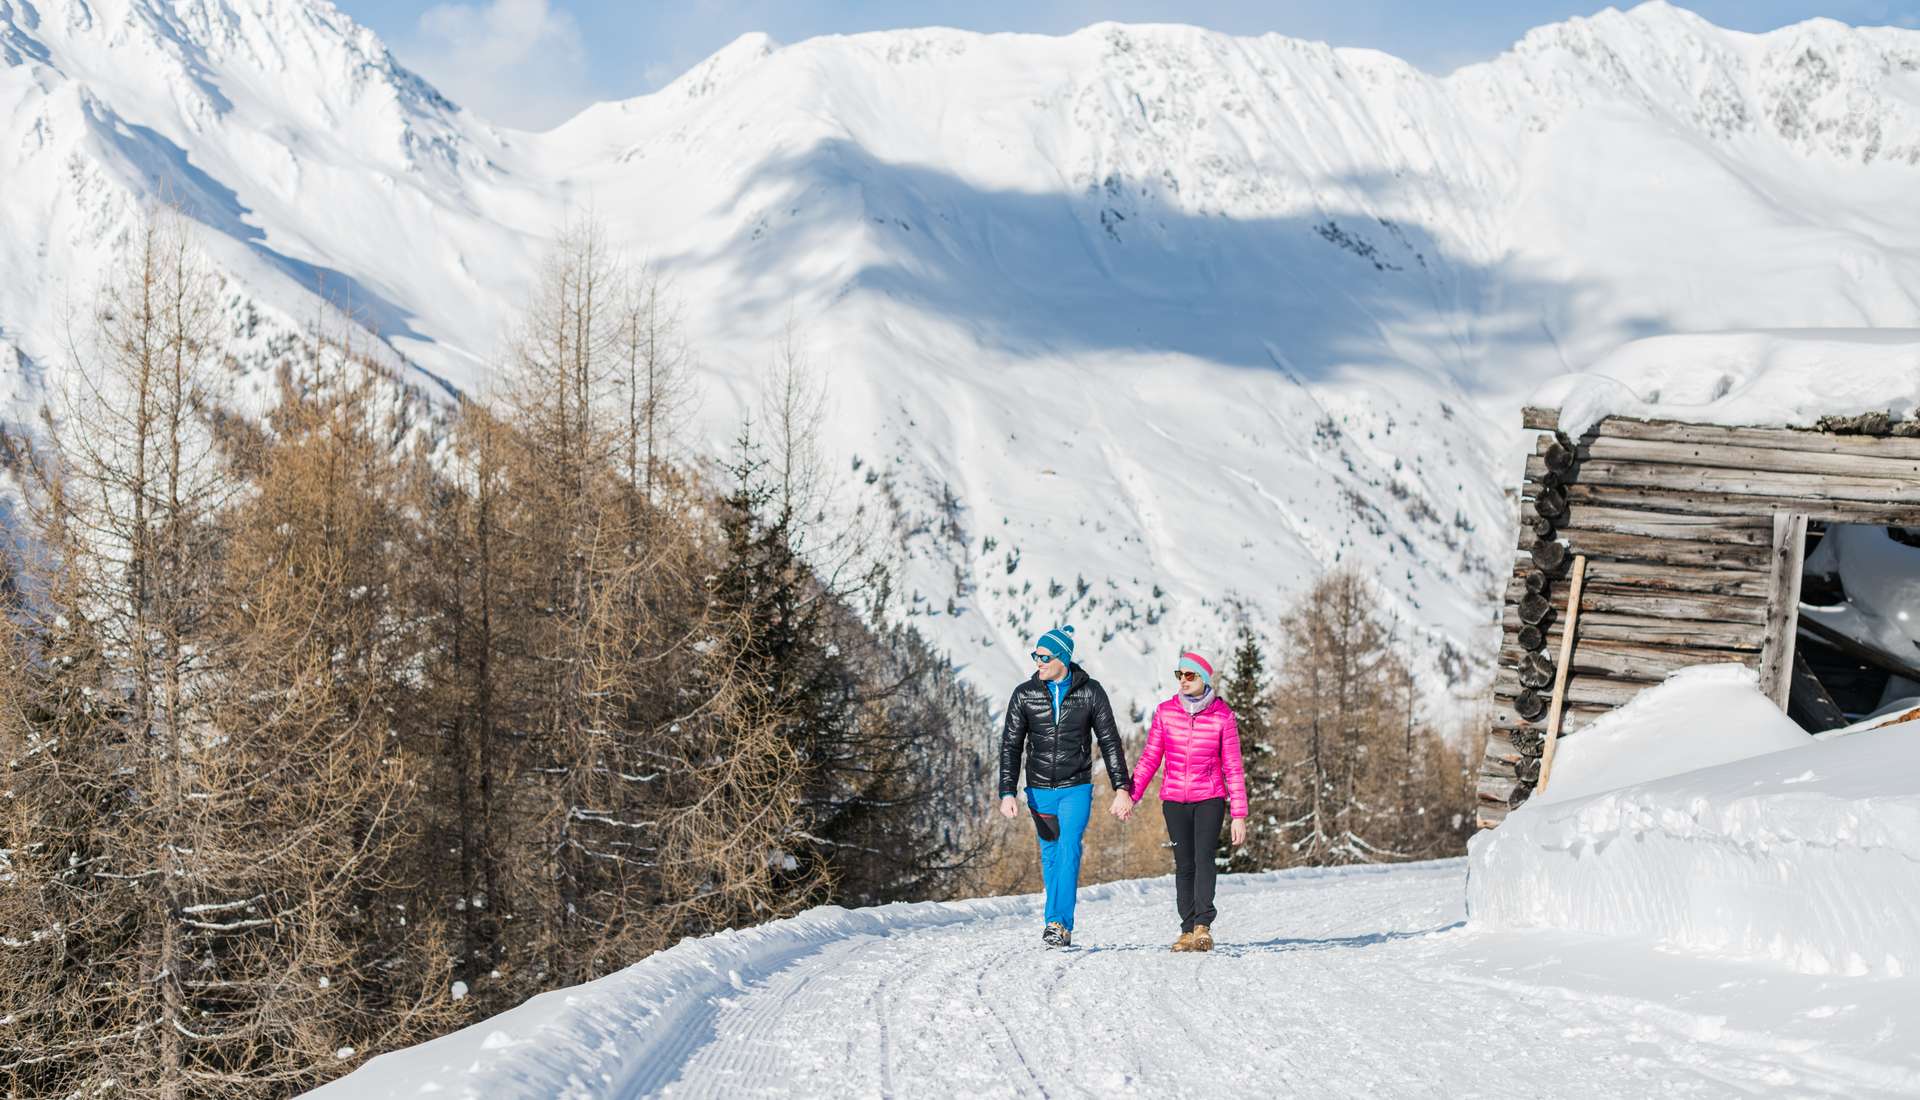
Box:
[998,663,1132,797]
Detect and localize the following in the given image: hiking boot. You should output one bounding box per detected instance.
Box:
[1190,924,1214,952]
[1170,929,1196,952]
[1042,922,1070,948]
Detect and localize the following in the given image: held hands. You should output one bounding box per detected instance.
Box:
[1109,790,1134,822]
[999,795,1018,820]
[1230,818,1247,846]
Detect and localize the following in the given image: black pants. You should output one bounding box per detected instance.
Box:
[1162,797,1227,932]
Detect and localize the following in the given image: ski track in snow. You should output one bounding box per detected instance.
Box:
[592,861,1918,1099]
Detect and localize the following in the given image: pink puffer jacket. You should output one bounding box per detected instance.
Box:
[1129,694,1248,818]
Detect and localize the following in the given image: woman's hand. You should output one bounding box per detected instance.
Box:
[1230,818,1247,846]
[1109,790,1134,821]
[999,796,1018,820]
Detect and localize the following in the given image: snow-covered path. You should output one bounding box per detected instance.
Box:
[321,859,1920,1099]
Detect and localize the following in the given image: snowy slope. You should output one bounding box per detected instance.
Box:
[310,858,1920,1098]
[6,1,1920,712]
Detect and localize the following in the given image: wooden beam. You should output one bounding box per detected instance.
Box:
[1499,611,1763,653]
[1513,515,1774,550]
[1592,415,1920,460]
[1556,459,1920,505]
[1552,483,1920,527]
[1500,579,1769,626]
[1555,434,1920,482]
[1521,406,1561,432]
[1758,513,1809,710]
[1500,639,1759,681]
[1493,669,1654,707]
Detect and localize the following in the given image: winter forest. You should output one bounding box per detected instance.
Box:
[0,216,1472,1095]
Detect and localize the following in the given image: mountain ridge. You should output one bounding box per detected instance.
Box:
[4,0,1919,713]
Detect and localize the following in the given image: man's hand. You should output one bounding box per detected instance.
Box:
[1230,818,1247,846]
[1109,790,1133,821]
[999,795,1018,820]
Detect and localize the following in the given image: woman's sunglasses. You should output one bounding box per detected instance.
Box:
[1174,670,1200,682]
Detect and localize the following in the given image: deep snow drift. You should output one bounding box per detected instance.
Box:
[1469,666,1920,979]
[8,1,1920,711]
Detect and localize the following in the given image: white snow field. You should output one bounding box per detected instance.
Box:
[310,859,1920,1099]
[9,0,1920,712]
[313,667,1920,1099]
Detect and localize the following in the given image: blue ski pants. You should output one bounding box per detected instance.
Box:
[1025,783,1093,930]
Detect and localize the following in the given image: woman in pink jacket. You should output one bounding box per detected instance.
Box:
[1110,651,1248,952]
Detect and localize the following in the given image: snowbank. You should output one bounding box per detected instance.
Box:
[303,873,1203,1099]
[1534,330,1920,439]
[1533,664,1811,805]
[1470,670,1920,976]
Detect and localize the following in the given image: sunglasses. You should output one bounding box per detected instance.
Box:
[1174,670,1201,682]
[1032,651,1057,665]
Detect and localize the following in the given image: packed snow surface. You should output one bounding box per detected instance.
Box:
[1538,330,1920,439]
[1471,674,1920,980]
[10,0,1920,709]
[310,857,1920,1098]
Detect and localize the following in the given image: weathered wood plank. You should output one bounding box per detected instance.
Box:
[1548,527,1772,570]
[1475,803,1511,829]
[1494,669,1655,707]
[1489,702,1608,737]
[1512,515,1773,550]
[1552,434,1920,482]
[1502,612,1763,654]
[1477,774,1530,805]
[1554,483,1920,526]
[1503,557,1771,597]
[1594,415,1920,461]
[1502,577,1769,625]
[1500,640,1757,680]
[1562,459,1920,504]
[1758,513,1808,710]
[1522,406,1561,432]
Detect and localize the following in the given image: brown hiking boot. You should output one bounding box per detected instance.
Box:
[1170,929,1196,952]
[1190,924,1214,952]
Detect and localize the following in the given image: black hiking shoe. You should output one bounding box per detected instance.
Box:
[1043,921,1070,948]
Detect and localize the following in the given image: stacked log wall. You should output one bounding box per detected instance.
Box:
[1475,407,1920,828]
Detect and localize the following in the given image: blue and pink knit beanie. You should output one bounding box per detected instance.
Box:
[1176,651,1214,686]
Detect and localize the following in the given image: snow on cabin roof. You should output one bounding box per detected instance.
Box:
[1532,330,1920,440]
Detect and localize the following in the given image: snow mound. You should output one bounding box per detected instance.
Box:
[1469,673,1920,976]
[1534,329,1920,438]
[1534,664,1812,805]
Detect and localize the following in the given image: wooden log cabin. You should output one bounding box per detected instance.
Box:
[1476,405,1920,828]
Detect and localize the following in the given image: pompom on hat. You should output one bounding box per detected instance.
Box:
[1176,651,1214,686]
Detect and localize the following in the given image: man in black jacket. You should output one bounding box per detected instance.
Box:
[997,625,1132,947]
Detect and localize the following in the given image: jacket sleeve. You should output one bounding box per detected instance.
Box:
[998,688,1028,798]
[1221,704,1249,819]
[1089,682,1132,794]
[1130,705,1167,803]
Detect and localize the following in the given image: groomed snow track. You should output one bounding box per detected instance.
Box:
[316,859,1920,1099]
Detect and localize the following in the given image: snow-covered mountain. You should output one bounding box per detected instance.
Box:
[6,0,1920,715]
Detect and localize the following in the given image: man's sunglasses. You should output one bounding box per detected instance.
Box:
[1032,651,1057,664]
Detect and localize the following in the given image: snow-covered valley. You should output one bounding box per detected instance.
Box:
[7,0,1920,711]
